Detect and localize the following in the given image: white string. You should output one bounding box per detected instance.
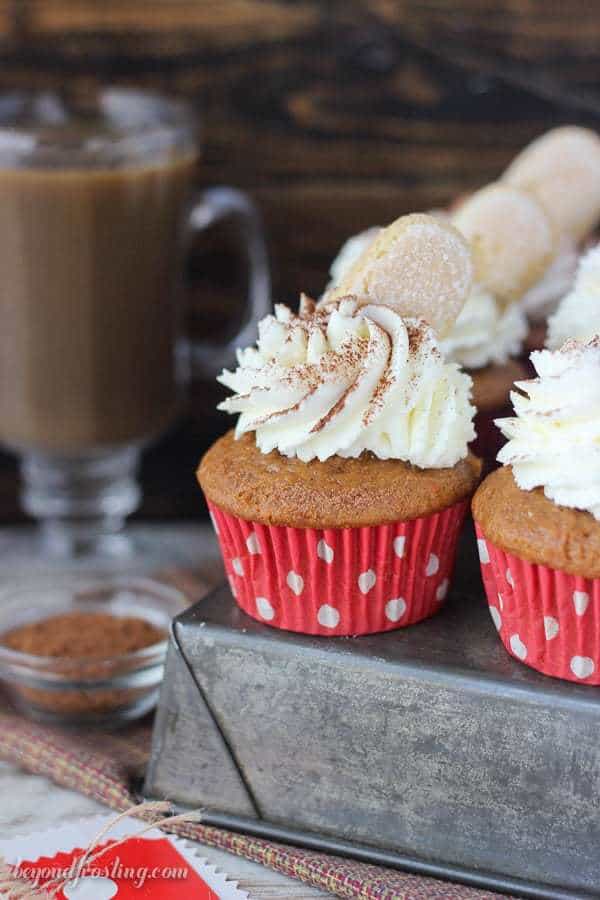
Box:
[41,802,203,895]
[0,853,53,899]
[70,801,171,881]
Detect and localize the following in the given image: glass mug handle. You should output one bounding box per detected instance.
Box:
[185,186,271,379]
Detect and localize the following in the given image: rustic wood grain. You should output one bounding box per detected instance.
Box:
[0,1,597,522]
[2,0,597,301]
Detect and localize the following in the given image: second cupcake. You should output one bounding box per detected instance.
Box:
[199,214,481,635]
[473,337,600,683]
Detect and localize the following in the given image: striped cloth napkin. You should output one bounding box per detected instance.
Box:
[0,697,511,900]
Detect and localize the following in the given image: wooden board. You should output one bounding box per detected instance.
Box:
[2,1,599,299]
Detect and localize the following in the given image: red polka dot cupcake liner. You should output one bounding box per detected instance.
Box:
[207,500,468,636]
[475,525,600,684]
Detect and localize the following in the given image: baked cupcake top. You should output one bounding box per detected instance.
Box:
[496,337,600,521]
[471,465,600,577]
[200,431,481,527]
[547,245,600,350]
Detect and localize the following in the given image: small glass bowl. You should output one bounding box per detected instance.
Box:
[0,577,187,727]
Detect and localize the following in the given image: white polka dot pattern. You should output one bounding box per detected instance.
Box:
[256,597,275,621]
[317,604,340,628]
[509,634,528,660]
[489,607,502,631]
[573,591,590,616]
[358,569,376,594]
[425,554,439,576]
[385,598,407,622]
[393,536,406,559]
[209,499,467,637]
[246,532,260,555]
[286,571,304,596]
[436,579,449,602]
[317,539,334,564]
[475,523,600,685]
[570,656,595,679]
[477,538,489,564]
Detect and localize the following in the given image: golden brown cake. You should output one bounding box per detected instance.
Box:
[199,430,481,529]
[472,466,600,578]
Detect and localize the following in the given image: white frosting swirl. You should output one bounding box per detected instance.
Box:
[497,339,600,519]
[219,296,475,467]
[520,235,579,322]
[546,245,600,349]
[441,283,527,369]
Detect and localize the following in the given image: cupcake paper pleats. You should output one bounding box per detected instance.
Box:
[208,500,468,636]
[476,525,600,684]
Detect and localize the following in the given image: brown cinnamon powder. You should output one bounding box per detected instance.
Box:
[1,611,166,721]
[3,611,165,658]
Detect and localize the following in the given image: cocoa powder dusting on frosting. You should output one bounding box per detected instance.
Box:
[363,370,393,426]
[310,336,371,432]
[218,294,476,466]
[406,319,439,358]
[299,293,317,316]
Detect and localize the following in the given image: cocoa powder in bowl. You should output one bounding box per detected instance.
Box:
[3,611,165,658]
[1,610,167,720]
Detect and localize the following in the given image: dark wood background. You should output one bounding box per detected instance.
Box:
[0,0,598,521]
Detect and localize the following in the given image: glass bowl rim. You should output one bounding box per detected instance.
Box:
[0,575,184,672]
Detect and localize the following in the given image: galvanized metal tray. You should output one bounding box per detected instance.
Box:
[144,532,600,899]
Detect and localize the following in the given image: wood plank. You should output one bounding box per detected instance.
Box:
[24,0,319,43]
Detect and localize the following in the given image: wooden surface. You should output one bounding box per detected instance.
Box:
[0,1,598,521]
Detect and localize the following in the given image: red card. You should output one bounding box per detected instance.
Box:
[1,816,247,900]
[21,837,218,898]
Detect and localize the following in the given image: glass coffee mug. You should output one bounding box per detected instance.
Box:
[0,88,270,557]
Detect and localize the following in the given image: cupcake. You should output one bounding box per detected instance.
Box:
[546,245,600,350]
[502,126,600,349]
[199,214,481,636]
[472,338,600,683]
